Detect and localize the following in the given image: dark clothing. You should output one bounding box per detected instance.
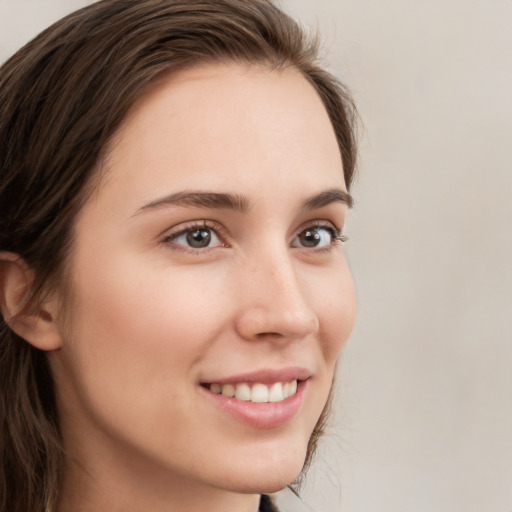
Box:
[260,494,279,512]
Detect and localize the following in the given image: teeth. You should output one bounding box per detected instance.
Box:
[221,384,235,398]
[208,380,298,403]
[210,383,222,394]
[234,383,251,401]
[268,382,283,402]
[251,383,268,403]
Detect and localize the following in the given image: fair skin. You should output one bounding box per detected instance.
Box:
[1,63,355,512]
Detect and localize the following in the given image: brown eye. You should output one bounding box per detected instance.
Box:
[166,225,223,249]
[292,226,339,249]
[299,229,322,247]
[187,229,212,248]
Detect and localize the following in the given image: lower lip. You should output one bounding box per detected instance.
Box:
[200,380,308,429]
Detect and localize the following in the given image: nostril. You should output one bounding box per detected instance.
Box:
[255,331,281,338]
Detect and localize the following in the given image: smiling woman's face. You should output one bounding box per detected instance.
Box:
[49,62,356,504]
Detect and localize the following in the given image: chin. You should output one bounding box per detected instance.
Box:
[223,471,303,495]
[215,443,308,495]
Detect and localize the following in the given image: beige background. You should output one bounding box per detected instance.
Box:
[1,1,511,511]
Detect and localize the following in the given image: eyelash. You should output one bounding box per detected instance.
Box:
[161,220,228,253]
[161,220,347,254]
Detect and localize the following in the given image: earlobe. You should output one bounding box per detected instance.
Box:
[0,251,63,351]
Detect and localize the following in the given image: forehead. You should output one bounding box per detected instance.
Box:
[94,62,345,214]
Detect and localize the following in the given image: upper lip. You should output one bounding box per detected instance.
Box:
[201,366,312,385]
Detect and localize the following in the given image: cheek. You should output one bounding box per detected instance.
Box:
[300,260,355,424]
[69,246,227,346]
[55,250,229,424]
[313,261,356,365]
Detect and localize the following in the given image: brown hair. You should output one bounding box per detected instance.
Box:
[0,1,357,510]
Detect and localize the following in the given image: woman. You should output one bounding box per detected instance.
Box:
[0,1,358,511]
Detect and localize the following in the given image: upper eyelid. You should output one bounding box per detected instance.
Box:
[161,219,225,240]
[293,219,342,236]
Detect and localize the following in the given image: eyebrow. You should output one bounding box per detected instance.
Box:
[135,191,250,215]
[302,188,354,210]
[135,187,353,215]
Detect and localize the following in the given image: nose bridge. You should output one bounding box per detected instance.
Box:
[234,242,319,341]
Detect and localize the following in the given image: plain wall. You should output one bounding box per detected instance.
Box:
[1,1,511,511]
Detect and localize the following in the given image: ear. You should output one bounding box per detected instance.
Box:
[0,252,63,351]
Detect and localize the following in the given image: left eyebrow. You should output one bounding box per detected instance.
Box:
[301,188,354,210]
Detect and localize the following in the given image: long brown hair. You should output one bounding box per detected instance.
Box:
[0,1,358,510]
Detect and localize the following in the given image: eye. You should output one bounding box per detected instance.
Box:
[164,224,224,250]
[291,224,346,249]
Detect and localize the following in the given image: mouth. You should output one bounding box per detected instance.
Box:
[202,379,299,404]
[199,370,310,429]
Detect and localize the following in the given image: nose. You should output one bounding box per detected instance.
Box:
[234,249,320,342]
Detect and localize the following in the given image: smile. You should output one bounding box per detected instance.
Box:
[201,378,308,429]
[206,380,298,403]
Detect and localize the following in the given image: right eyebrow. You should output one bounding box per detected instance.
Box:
[133,191,250,216]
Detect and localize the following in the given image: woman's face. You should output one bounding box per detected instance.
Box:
[50,63,356,497]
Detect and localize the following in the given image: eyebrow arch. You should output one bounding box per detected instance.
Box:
[135,191,249,215]
[302,188,354,210]
[135,187,353,216]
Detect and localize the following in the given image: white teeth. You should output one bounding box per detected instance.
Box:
[251,383,269,403]
[209,380,298,403]
[268,382,284,402]
[234,383,251,401]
